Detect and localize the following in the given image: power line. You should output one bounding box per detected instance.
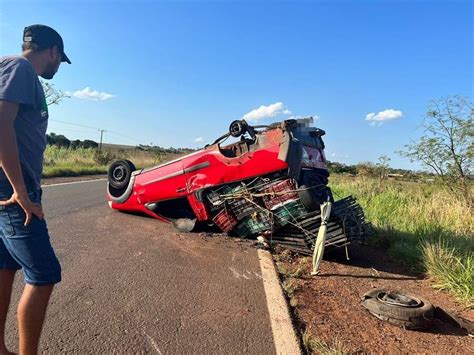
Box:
[49,119,140,145]
[49,119,100,131]
[48,127,95,134]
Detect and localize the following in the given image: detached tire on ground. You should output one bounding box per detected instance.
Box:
[362,289,434,330]
[108,160,136,189]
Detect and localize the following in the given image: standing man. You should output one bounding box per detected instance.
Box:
[0,25,71,355]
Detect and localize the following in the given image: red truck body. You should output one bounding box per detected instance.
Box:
[107,119,329,226]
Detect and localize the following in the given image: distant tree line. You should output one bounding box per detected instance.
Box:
[326,160,431,181]
[136,144,195,155]
[47,133,99,149]
[47,133,195,154]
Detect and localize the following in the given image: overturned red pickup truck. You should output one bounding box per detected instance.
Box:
[107,118,368,254]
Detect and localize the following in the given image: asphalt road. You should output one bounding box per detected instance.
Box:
[5,180,276,354]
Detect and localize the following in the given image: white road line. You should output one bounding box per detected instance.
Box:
[41,178,107,188]
[144,332,163,354]
[258,249,301,355]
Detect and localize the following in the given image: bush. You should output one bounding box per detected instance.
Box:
[93,150,116,165]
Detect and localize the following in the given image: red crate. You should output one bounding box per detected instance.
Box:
[261,179,299,210]
[213,208,238,232]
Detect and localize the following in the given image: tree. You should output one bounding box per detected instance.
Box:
[326,161,357,175]
[70,139,82,149]
[46,132,70,147]
[82,140,99,149]
[400,96,473,202]
[40,79,70,106]
[356,161,379,177]
[377,155,391,179]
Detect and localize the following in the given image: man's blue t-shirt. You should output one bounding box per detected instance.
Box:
[0,56,48,189]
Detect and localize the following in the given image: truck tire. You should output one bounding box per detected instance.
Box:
[108,160,136,189]
[362,289,434,330]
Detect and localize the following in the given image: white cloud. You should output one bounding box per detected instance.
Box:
[365,109,403,125]
[194,137,205,143]
[241,102,292,122]
[72,87,115,101]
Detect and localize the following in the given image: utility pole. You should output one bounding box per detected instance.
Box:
[99,129,107,151]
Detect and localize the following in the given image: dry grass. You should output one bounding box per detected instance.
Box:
[281,278,299,298]
[302,330,349,355]
[43,145,169,178]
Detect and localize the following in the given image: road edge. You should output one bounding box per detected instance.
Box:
[257,249,302,355]
[42,178,107,188]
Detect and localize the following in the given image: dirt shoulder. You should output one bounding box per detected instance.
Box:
[274,244,473,354]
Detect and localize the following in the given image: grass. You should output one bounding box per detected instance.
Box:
[276,261,305,279]
[423,242,473,304]
[42,145,167,178]
[281,278,299,298]
[330,175,473,305]
[302,331,348,355]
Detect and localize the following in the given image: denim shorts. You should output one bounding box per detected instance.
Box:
[0,174,61,286]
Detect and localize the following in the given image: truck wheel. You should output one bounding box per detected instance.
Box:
[298,185,332,211]
[362,289,434,330]
[108,160,136,189]
[298,184,318,211]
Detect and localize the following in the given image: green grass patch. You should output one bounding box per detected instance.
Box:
[43,165,108,178]
[423,242,474,304]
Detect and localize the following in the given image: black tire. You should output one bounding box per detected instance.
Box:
[229,120,245,137]
[362,289,434,330]
[298,185,333,211]
[108,160,135,189]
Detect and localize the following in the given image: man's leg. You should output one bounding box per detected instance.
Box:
[0,269,16,355]
[17,284,54,355]
[1,189,61,355]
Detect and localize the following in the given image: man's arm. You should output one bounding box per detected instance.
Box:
[0,100,43,225]
[0,100,28,196]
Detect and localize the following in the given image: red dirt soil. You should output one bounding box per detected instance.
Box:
[274,244,473,354]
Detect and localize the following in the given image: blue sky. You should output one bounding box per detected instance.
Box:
[0,0,472,170]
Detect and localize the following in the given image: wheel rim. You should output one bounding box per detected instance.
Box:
[112,166,126,182]
[230,121,244,137]
[377,292,422,308]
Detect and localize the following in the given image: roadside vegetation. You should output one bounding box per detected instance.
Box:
[42,145,165,178]
[302,332,348,355]
[330,174,473,305]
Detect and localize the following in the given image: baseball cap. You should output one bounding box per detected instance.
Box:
[23,24,71,64]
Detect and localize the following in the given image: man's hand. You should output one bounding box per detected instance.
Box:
[0,192,44,226]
